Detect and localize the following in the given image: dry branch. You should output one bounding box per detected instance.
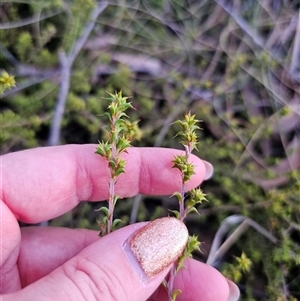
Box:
[48,0,108,146]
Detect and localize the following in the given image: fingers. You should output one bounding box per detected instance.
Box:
[150,259,235,301]
[3,220,178,301]
[2,145,207,223]
[18,227,99,286]
[174,260,240,301]
[175,259,230,301]
[3,220,238,301]
[0,202,21,293]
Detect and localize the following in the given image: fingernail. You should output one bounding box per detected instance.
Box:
[226,279,240,301]
[123,217,188,282]
[203,160,214,180]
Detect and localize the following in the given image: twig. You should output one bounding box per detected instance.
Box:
[47,1,108,146]
[130,194,144,224]
[281,268,289,301]
[214,0,265,48]
[48,51,70,146]
[214,0,300,83]
[0,8,64,29]
[0,42,19,66]
[68,1,108,65]
[206,215,278,267]
[2,73,58,98]
[290,11,300,79]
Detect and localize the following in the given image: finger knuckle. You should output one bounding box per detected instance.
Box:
[63,255,128,301]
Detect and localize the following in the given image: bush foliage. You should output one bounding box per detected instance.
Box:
[1,1,299,300]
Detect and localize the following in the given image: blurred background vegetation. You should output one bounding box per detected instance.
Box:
[1,0,299,300]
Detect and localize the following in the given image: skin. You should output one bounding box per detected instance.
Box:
[1,144,232,301]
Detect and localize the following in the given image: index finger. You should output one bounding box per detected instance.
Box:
[1,144,207,223]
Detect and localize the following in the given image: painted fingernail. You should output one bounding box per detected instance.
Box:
[226,279,240,301]
[124,217,188,281]
[203,160,214,180]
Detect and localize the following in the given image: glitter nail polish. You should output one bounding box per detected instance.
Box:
[126,217,188,279]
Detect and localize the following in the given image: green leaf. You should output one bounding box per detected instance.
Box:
[103,112,112,122]
[185,206,200,216]
[0,71,16,95]
[235,252,252,272]
[122,119,142,141]
[114,158,126,177]
[109,159,117,170]
[95,141,111,159]
[182,164,195,182]
[172,155,187,171]
[176,259,186,272]
[173,113,202,152]
[113,195,121,206]
[186,235,201,254]
[177,235,201,271]
[168,209,180,219]
[112,218,124,230]
[171,289,182,301]
[170,192,183,202]
[161,279,167,288]
[95,206,110,218]
[116,136,131,153]
[189,188,208,204]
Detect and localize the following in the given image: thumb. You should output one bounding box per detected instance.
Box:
[5,218,188,301]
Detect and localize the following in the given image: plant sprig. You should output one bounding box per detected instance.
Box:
[96,99,207,300]
[166,112,208,301]
[95,91,135,236]
[0,70,16,95]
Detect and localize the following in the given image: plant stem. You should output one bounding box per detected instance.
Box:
[167,265,176,301]
[179,145,191,221]
[95,91,135,236]
[107,177,115,234]
[107,115,118,234]
[167,113,202,300]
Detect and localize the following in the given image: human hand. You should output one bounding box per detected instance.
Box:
[1,144,240,301]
